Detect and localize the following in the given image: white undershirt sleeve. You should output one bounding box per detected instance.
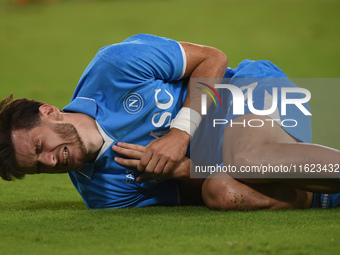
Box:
[177,42,187,80]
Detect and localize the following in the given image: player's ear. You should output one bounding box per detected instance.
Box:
[39,104,62,121]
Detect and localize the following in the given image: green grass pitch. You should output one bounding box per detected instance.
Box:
[0,0,339,254]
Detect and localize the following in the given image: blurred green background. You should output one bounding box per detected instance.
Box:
[0,1,340,254]
[1,0,339,147]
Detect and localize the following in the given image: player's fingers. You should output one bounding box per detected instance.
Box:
[114,157,139,168]
[137,150,153,172]
[112,145,144,160]
[116,142,146,153]
[153,157,169,175]
[162,161,176,175]
[144,157,161,174]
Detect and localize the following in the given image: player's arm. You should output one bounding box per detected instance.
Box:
[138,42,228,176]
[179,42,228,112]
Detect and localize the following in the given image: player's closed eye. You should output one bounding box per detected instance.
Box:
[35,140,42,155]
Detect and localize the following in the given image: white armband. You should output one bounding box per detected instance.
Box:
[170,107,202,138]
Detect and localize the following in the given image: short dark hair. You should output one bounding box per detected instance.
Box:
[0,95,44,181]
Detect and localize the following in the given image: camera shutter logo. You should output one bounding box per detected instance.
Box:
[123,93,144,114]
[196,82,222,115]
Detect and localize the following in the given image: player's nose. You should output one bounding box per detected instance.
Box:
[38,151,58,167]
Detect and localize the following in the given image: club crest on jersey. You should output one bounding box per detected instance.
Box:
[123,93,144,114]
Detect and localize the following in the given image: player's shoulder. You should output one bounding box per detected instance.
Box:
[98,34,179,55]
[121,33,177,44]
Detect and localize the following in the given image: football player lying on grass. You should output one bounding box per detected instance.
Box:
[1,34,339,209]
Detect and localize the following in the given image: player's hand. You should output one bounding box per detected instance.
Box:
[138,128,190,176]
[113,142,145,169]
[113,141,191,182]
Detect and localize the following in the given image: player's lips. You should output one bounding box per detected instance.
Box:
[62,147,68,166]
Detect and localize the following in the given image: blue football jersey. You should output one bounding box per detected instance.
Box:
[63,34,187,209]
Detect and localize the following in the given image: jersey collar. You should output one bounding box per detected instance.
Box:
[63,96,97,118]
